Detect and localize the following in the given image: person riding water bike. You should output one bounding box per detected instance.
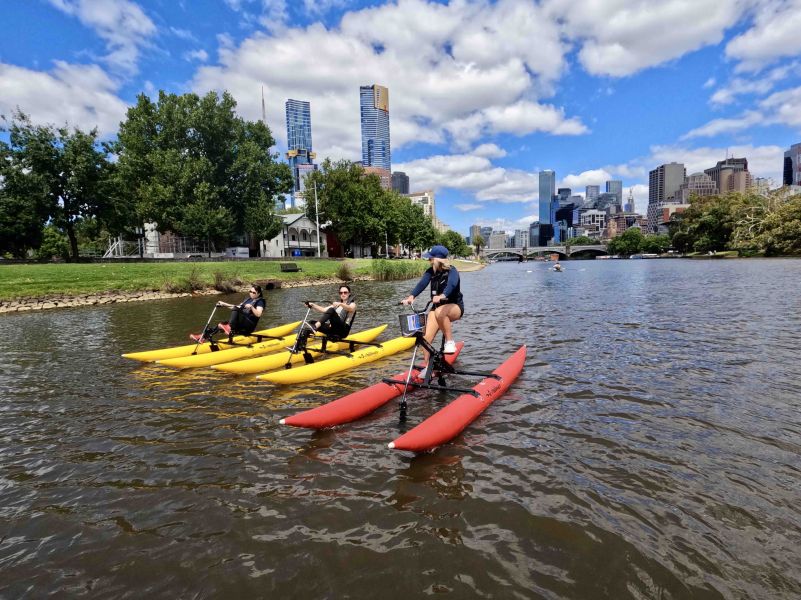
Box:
[298,285,356,345]
[191,284,265,342]
[401,245,463,361]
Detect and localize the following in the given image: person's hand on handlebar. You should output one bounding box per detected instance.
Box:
[432,294,447,305]
[401,295,415,306]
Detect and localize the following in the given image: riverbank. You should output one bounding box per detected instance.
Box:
[0,259,484,314]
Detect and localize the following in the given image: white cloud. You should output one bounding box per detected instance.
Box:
[192,0,586,158]
[47,0,156,75]
[684,82,801,139]
[471,143,507,158]
[709,62,797,105]
[0,61,127,137]
[454,203,483,211]
[726,0,801,72]
[681,110,764,139]
[395,152,536,203]
[543,0,748,77]
[183,49,209,63]
[560,168,614,190]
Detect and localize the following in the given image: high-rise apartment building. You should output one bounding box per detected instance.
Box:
[391,171,409,194]
[647,162,685,232]
[469,224,481,245]
[783,143,801,186]
[285,99,317,208]
[585,185,600,204]
[360,84,391,172]
[704,158,748,192]
[606,180,623,205]
[675,172,717,202]
[538,170,555,245]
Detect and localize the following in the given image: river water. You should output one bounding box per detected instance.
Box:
[1,259,800,599]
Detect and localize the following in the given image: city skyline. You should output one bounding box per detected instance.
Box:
[2,1,801,236]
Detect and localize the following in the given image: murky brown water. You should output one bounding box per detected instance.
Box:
[1,259,800,598]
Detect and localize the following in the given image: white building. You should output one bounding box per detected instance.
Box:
[259,213,327,258]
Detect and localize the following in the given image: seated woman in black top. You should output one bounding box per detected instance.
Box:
[191,284,265,342]
[301,285,356,340]
[401,245,463,359]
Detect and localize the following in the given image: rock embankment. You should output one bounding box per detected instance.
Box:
[0,290,218,314]
[0,276,373,314]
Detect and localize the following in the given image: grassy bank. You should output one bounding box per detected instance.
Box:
[0,259,374,301]
[0,258,482,302]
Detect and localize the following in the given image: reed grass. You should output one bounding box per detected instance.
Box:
[370,259,428,281]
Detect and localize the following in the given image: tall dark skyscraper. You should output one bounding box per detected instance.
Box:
[538,170,555,245]
[285,99,316,208]
[360,84,391,172]
[391,171,409,194]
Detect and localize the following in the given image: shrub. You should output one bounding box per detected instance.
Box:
[371,259,428,281]
[336,261,354,281]
[214,271,241,293]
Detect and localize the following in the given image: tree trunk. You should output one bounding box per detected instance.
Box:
[66,221,79,262]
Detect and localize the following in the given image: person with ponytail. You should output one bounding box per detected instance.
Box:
[191,284,265,342]
[401,245,463,357]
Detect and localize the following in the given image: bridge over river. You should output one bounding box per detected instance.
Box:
[484,245,608,259]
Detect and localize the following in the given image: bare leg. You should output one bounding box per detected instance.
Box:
[434,304,462,343]
[421,310,442,364]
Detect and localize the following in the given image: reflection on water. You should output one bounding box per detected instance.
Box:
[1,260,801,598]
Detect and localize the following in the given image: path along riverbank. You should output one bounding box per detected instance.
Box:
[0,260,484,314]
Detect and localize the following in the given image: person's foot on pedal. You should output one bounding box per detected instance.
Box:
[190,333,206,343]
[219,322,232,336]
[418,363,433,382]
[443,340,457,354]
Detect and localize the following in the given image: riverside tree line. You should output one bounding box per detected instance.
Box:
[606,190,801,257]
[0,90,470,261]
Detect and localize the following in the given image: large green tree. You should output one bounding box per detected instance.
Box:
[439,230,470,257]
[607,227,644,256]
[0,111,115,260]
[113,90,291,249]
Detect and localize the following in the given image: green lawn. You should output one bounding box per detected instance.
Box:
[0,259,375,301]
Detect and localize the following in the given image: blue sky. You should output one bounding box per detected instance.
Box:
[3,0,801,236]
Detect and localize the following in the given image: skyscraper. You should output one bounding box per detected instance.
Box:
[538,170,555,245]
[704,158,748,192]
[391,171,409,194]
[360,84,391,172]
[606,180,623,205]
[783,143,801,186]
[585,185,600,204]
[648,162,685,232]
[285,99,316,208]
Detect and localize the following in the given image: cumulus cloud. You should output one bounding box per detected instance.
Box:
[0,61,128,137]
[454,203,483,211]
[183,49,209,62]
[560,168,614,190]
[193,0,586,159]
[394,152,536,203]
[47,0,156,75]
[544,0,748,77]
[684,82,801,139]
[726,0,801,72]
[710,62,797,105]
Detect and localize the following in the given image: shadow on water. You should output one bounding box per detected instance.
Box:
[1,261,801,597]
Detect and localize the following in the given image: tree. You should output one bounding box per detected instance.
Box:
[440,230,470,257]
[641,234,671,254]
[304,159,387,254]
[473,234,485,256]
[1,111,114,260]
[568,235,596,245]
[607,227,644,256]
[113,90,291,250]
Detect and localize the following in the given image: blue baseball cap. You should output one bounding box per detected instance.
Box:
[423,245,449,259]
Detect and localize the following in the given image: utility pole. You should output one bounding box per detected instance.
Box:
[314,182,321,257]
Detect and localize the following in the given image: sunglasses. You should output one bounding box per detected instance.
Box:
[249,290,258,294]
[339,291,349,294]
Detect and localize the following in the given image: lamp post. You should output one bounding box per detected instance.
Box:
[314,182,321,257]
